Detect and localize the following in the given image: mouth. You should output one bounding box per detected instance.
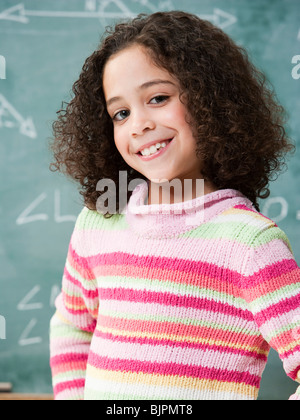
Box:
[136,138,173,161]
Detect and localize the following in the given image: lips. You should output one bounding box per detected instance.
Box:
[136,138,173,161]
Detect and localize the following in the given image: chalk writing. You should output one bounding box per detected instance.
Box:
[0,55,6,79]
[18,318,42,347]
[0,2,237,29]
[0,315,6,340]
[16,190,77,225]
[17,285,43,311]
[262,197,289,223]
[50,285,61,308]
[16,193,48,225]
[0,94,37,138]
[17,285,60,347]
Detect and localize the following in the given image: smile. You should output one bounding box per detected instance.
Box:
[137,139,173,161]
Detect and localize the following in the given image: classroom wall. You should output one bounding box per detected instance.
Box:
[0,0,299,399]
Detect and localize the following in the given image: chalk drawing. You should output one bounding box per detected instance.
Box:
[17,285,43,311]
[54,190,77,223]
[18,318,42,346]
[262,197,288,223]
[0,315,6,340]
[0,2,237,29]
[16,193,48,225]
[16,191,77,225]
[0,55,6,79]
[0,94,37,138]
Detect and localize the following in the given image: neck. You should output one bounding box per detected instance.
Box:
[147,178,218,205]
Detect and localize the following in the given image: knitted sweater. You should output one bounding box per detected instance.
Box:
[50,184,300,400]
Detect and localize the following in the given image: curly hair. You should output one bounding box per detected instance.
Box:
[50,11,294,214]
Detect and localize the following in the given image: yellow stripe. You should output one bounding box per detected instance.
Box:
[96,325,269,356]
[222,207,274,225]
[86,366,258,399]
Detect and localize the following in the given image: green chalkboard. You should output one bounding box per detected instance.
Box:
[0,0,299,399]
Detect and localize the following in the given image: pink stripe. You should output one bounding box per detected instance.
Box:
[53,379,85,396]
[97,314,263,351]
[69,247,297,292]
[255,294,300,327]
[243,259,298,289]
[244,269,300,303]
[64,267,98,300]
[99,288,254,321]
[51,359,88,376]
[88,352,261,387]
[72,229,254,272]
[73,251,244,285]
[94,330,268,361]
[69,244,95,280]
[50,353,88,368]
[233,205,257,213]
[280,345,300,361]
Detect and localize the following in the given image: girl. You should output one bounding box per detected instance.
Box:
[49,11,300,400]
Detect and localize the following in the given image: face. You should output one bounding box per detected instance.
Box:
[103,44,203,185]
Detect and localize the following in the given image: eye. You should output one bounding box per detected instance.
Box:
[149,95,169,105]
[112,109,130,122]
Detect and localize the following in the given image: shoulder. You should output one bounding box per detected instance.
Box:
[232,203,292,249]
[217,198,292,252]
[71,207,128,253]
[74,206,127,231]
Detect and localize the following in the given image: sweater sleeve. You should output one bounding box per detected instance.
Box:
[50,208,99,400]
[241,225,300,400]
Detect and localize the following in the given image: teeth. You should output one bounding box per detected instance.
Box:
[141,141,168,156]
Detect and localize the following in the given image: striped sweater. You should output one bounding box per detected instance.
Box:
[50,184,300,400]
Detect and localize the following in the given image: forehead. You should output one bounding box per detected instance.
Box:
[102,45,177,97]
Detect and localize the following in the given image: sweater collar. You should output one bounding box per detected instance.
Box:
[125,181,250,239]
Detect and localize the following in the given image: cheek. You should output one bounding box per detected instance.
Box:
[113,128,135,166]
[113,128,126,154]
[164,102,190,129]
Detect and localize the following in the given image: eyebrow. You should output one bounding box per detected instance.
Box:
[106,79,176,108]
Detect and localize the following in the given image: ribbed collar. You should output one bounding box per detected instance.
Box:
[125,181,252,239]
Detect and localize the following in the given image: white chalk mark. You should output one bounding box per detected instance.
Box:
[54,189,77,223]
[0,3,237,29]
[18,318,42,346]
[0,55,6,79]
[0,94,37,139]
[0,315,6,340]
[262,197,288,223]
[292,55,300,80]
[198,8,237,30]
[85,0,97,12]
[0,3,29,23]
[50,285,61,308]
[17,285,43,311]
[0,2,135,24]
[16,193,48,225]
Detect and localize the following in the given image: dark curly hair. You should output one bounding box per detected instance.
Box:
[50,11,294,214]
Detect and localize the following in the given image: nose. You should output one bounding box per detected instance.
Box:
[130,109,156,137]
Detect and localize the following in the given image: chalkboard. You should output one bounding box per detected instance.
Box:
[0,0,299,399]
